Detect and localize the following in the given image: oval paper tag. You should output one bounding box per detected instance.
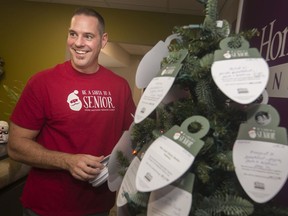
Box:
[147,173,194,216]
[136,116,209,192]
[117,157,141,207]
[211,37,269,104]
[233,104,288,203]
[134,76,176,124]
[135,34,180,88]
[134,49,188,124]
[136,134,194,192]
[212,58,269,104]
[108,123,135,191]
[233,140,288,203]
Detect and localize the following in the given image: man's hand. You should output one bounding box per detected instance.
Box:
[65,154,105,181]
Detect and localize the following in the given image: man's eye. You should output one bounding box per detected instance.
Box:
[69,32,77,37]
[86,35,93,40]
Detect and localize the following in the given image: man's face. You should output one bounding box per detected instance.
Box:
[67,14,108,73]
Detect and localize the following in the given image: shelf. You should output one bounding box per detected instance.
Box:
[0,157,30,190]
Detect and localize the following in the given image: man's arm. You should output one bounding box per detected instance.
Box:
[7,122,104,181]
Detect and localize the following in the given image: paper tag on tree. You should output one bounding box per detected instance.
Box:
[135,34,181,88]
[233,104,288,203]
[136,116,209,192]
[211,36,269,104]
[134,49,188,124]
[147,172,194,216]
[108,123,135,191]
[117,156,141,207]
[116,144,151,209]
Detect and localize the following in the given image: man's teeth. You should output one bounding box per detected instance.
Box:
[76,50,87,54]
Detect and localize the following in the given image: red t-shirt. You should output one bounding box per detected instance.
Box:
[10,61,136,216]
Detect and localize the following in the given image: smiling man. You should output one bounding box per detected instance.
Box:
[8,7,135,216]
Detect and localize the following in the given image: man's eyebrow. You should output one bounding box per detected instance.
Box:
[84,32,95,35]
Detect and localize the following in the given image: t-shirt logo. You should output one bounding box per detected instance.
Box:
[67,90,82,111]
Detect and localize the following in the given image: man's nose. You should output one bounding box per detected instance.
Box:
[75,36,85,46]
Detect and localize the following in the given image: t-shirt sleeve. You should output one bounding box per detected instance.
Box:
[122,83,136,131]
[10,76,46,130]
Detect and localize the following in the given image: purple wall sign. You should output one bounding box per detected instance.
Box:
[240,0,288,207]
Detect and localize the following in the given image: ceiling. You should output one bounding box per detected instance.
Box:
[26,0,227,66]
[26,0,218,16]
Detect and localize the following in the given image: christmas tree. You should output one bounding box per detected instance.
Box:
[114,0,288,215]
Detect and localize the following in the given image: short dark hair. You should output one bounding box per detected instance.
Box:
[73,7,105,35]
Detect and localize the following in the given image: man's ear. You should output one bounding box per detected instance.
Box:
[101,33,108,49]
